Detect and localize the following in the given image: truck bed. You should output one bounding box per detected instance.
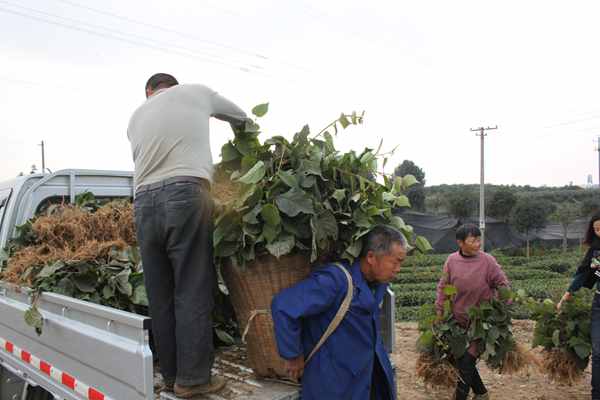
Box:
[158,346,299,400]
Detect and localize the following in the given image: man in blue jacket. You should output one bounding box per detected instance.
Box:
[271,225,407,399]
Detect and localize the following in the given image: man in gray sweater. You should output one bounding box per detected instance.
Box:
[127,73,248,398]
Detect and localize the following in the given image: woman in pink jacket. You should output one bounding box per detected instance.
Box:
[435,224,510,400]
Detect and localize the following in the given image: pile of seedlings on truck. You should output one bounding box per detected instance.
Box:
[0,193,148,314]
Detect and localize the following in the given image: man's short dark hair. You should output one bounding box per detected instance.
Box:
[456,224,481,241]
[360,225,407,258]
[145,73,178,92]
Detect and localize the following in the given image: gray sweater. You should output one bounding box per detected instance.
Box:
[127,84,247,191]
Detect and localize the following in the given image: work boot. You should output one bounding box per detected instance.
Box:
[473,393,490,400]
[174,376,226,398]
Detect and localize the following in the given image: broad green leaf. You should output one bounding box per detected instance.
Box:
[242,205,262,224]
[238,161,266,184]
[331,189,346,203]
[395,195,411,208]
[261,204,281,226]
[278,170,298,188]
[24,305,43,335]
[552,329,561,347]
[252,102,269,117]
[275,187,314,217]
[37,261,66,278]
[115,269,133,296]
[266,234,295,258]
[389,216,406,230]
[339,114,350,129]
[72,273,97,293]
[220,142,241,162]
[415,236,433,253]
[102,285,115,299]
[132,285,149,306]
[262,223,281,244]
[402,174,418,189]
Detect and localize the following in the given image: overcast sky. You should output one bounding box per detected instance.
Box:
[1,0,599,187]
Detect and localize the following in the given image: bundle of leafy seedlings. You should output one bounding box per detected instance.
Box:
[0,193,147,314]
[213,103,432,269]
[467,288,538,374]
[415,285,465,388]
[529,288,593,384]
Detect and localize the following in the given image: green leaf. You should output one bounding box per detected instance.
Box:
[242,205,262,224]
[261,204,281,226]
[402,174,418,189]
[262,223,281,244]
[215,328,236,345]
[443,285,458,296]
[339,114,350,129]
[131,285,149,306]
[237,161,266,184]
[266,234,295,258]
[102,285,115,299]
[552,329,561,347]
[221,141,241,162]
[395,195,411,208]
[331,189,346,203]
[278,170,298,188]
[275,187,314,217]
[389,216,406,231]
[37,261,66,278]
[415,236,433,253]
[24,305,43,335]
[115,269,133,296]
[72,273,97,293]
[573,343,591,360]
[252,102,269,117]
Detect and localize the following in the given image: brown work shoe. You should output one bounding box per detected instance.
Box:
[174,376,226,398]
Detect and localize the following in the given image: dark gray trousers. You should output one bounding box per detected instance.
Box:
[134,181,215,386]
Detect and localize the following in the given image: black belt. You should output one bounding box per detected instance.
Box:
[136,176,210,194]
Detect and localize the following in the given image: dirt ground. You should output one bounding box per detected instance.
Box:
[393,320,590,400]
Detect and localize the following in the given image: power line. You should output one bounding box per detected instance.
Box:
[0,1,264,74]
[52,0,264,60]
[50,0,311,73]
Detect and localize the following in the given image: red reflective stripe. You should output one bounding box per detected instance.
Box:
[21,350,31,363]
[89,387,105,400]
[61,372,75,389]
[5,341,13,353]
[40,361,51,375]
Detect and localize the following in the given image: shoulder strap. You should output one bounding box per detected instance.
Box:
[305,262,353,364]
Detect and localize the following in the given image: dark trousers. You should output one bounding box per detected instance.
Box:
[134,181,215,386]
[455,352,487,400]
[592,293,600,399]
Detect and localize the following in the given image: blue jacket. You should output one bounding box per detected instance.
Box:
[271,261,396,400]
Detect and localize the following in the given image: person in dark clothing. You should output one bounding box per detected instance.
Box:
[128,73,248,398]
[558,212,600,400]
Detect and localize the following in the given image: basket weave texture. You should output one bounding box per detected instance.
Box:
[221,253,310,377]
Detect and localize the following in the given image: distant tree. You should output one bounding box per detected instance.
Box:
[394,160,425,184]
[394,160,426,211]
[426,194,445,214]
[550,201,582,252]
[446,191,478,220]
[488,187,517,222]
[581,198,600,218]
[512,197,550,258]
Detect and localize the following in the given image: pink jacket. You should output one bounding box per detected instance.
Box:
[435,251,510,327]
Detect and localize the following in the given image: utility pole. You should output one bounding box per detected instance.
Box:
[470,125,498,250]
[39,140,45,174]
[596,136,600,188]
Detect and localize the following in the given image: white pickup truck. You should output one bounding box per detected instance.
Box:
[0,169,395,400]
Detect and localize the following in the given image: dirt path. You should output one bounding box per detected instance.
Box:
[393,320,591,399]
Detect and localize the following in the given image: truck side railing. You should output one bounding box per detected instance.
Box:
[0,282,154,400]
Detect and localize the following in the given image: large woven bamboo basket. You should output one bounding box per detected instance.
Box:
[221,253,311,377]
